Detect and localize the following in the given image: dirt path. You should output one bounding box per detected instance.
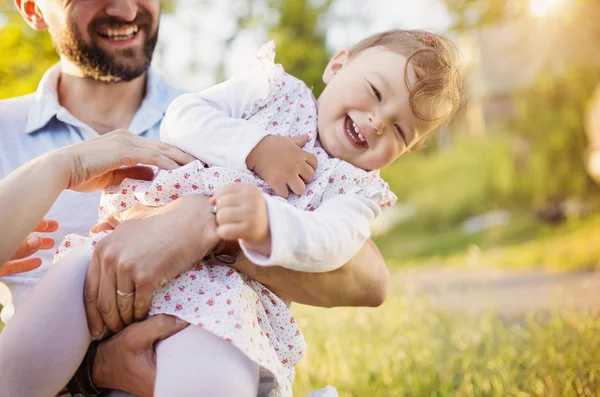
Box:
[395,266,600,315]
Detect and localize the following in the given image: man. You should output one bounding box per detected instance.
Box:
[0,0,389,395]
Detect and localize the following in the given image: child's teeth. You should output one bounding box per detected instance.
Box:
[358,133,364,140]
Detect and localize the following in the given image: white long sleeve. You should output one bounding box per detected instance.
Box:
[160,70,271,172]
[240,194,381,272]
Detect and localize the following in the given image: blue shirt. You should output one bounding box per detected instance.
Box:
[0,63,184,305]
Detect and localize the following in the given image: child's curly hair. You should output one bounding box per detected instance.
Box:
[347,29,463,139]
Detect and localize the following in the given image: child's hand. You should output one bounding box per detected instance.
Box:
[246,134,318,198]
[211,184,272,256]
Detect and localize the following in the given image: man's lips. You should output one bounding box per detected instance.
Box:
[96,24,140,41]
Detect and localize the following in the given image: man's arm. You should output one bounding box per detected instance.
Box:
[233,238,389,308]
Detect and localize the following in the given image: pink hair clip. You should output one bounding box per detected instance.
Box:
[425,34,436,42]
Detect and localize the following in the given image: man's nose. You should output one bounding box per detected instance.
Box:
[105,0,138,22]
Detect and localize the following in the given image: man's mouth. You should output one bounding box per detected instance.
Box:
[97,24,139,41]
[344,115,368,148]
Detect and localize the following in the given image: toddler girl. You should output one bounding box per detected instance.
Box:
[0,29,461,397]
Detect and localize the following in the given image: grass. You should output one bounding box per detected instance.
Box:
[293,286,600,397]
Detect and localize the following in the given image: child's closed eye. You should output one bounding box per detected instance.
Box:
[369,82,382,103]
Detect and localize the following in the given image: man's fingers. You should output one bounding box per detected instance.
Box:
[90,221,114,234]
[134,315,188,347]
[97,269,125,333]
[133,287,152,323]
[291,134,309,147]
[84,253,105,338]
[108,166,156,187]
[116,277,136,326]
[0,257,42,277]
[10,236,52,261]
[92,213,122,234]
[10,237,41,260]
[32,219,59,233]
[288,177,306,196]
[152,141,196,166]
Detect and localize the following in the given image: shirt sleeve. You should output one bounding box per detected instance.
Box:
[160,69,271,173]
[240,193,380,272]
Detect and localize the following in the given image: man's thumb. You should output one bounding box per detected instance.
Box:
[139,314,188,345]
[109,166,156,187]
[292,134,309,147]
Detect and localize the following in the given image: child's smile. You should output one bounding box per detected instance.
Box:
[343,114,368,148]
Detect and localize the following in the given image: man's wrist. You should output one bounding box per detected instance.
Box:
[66,340,109,397]
[91,341,110,390]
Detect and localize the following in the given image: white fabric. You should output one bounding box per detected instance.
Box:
[155,325,260,397]
[244,193,378,272]
[160,69,272,173]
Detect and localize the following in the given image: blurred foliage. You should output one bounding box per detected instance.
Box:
[266,0,333,96]
[0,1,58,99]
[510,67,600,205]
[445,212,600,271]
[381,134,516,231]
[443,0,529,31]
[443,0,600,31]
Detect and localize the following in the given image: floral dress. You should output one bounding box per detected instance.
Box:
[55,42,396,397]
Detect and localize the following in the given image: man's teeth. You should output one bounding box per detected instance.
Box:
[348,120,367,144]
[99,25,139,40]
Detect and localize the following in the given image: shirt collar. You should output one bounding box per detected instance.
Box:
[25,63,183,135]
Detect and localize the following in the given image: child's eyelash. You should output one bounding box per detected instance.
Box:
[395,124,406,143]
[369,83,382,102]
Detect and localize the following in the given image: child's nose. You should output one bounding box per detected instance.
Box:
[369,116,385,135]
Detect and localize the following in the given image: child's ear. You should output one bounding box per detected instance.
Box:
[322,50,348,85]
[14,0,48,31]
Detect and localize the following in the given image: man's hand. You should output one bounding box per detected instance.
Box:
[92,315,188,397]
[0,219,58,277]
[211,184,271,256]
[246,134,317,198]
[84,195,219,336]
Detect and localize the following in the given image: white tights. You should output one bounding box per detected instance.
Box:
[0,246,259,397]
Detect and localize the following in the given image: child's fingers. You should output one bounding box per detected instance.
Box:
[271,181,289,198]
[288,176,306,196]
[216,223,247,241]
[299,163,316,183]
[291,134,309,147]
[215,207,247,226]
[304,152,318,170]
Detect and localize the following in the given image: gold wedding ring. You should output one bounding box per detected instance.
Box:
[116,290,135,298]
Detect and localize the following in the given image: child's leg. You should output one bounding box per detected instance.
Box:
[0,245,93,397]
[155,325,260,397]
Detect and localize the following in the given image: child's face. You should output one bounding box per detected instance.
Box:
[317,46,423,171]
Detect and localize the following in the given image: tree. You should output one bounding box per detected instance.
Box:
[266,0,333,96]
[0,1,58,99]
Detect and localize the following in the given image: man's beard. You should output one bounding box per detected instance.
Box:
[53,10,158,82]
